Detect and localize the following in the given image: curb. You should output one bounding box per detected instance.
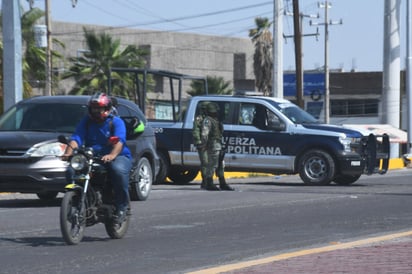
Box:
[195,158,407,181]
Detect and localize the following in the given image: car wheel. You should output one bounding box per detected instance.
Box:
[298,149,335,185]
[333,174,361,185]
[36,191,58,200]
[168,168,199,184]
[129,157,153,201]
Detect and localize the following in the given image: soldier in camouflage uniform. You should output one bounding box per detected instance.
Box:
[192,102,208,189]
[200,102,234,191]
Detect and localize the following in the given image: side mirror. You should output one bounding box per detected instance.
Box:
[267,121,286,131]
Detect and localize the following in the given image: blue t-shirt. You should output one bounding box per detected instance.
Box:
[71,115,131,158]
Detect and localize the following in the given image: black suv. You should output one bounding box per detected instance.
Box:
[0,95,160,201]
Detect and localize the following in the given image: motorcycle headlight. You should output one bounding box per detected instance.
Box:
[70,154,88,171]
[26,142,67,157]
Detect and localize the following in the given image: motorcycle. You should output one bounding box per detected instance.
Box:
[58,135,130,245]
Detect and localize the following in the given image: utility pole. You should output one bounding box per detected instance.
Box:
[2,0,23,111]
[284,3,319,109]
[292,0,303,108]
[45,0,52,96]
[406,0,412,156]
[383,0,401,158]
[310,1,342,124]
[273,0,283,98]
[322,1,330,124]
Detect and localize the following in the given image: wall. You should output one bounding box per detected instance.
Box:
[52,21,255,95]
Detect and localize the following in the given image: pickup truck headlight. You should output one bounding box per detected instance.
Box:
[26,142,67,157]
[339,136,361,152]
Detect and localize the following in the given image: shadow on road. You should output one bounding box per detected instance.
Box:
[0,197,61,208]
[0,235,112,247]
[244,181,368,187]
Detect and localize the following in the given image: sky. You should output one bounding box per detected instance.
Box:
[6,0,408,72]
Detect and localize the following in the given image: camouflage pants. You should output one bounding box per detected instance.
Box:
[197,149,208,181]
[204,149,224,179]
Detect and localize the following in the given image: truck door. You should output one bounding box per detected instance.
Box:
[224,102,294,172]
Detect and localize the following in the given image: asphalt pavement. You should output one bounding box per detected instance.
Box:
[1,160,411,274]
[189,163,412,274]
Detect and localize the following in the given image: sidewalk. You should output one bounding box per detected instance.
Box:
[190,231,412,274]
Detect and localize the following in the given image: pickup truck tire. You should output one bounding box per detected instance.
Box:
[129,157,152,201]
[168,168,199,184]
[333,174,361,185]
[298,149,335,185]
[155,152,169,184]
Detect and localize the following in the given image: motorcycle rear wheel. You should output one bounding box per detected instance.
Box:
[105,212,130,239]
[60,191,86,245]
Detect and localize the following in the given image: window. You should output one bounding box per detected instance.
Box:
[239,103,255,125]
[117,103,146,123]
[238,103,282,130]
[200,101,235,125]
[331,99,379,117]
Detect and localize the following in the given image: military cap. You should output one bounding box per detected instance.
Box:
[207,102,219,113]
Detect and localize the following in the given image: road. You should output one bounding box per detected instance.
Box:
[0,169,411,274]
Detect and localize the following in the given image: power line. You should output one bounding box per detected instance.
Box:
[113,1,272,26]
[70,1,272,32]
[112,0,190,29]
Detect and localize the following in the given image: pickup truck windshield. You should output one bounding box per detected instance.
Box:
[272,102,319,124]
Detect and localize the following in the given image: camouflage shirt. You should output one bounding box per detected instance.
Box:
[192,114,205,145]
[201,115,223,150]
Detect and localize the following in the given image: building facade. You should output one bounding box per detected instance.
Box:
[51,22,407,130]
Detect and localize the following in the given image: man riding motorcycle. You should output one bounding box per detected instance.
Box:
[63,92,132,223]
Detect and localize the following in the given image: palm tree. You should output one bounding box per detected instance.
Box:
[188,75,233,96]
[249,17,273,96]
[62,28,147,97]
[21,7,46,94]
[21,8,63,94]
[1,7,63,113]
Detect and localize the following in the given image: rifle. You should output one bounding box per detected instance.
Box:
[217,142,227,170]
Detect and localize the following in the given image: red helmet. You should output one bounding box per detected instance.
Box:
[88,92,112,122]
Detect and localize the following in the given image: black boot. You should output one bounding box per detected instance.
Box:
[219,177,234,191]
[200,178,206,189]
[205,177,219,191]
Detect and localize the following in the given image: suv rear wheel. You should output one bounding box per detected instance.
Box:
[129,157,152,201]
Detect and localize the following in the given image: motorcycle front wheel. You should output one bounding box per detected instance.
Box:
[105,212,130,239]
[60,191,86,245]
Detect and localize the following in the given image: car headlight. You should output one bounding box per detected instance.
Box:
[26,142,67,157]
[70,154,88,171]
[339,136,361,152]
